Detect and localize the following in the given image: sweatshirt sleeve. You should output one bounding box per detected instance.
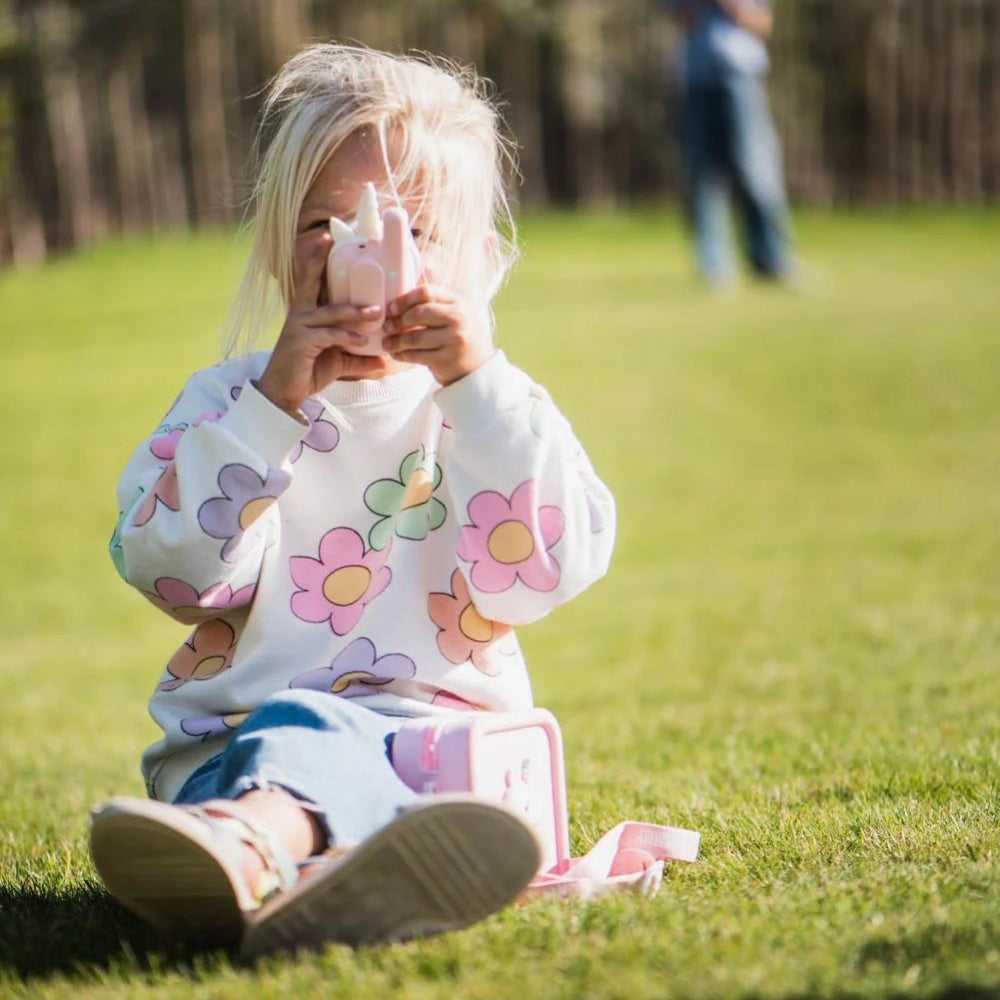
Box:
[435,351,616,626]
[109,363,308,623]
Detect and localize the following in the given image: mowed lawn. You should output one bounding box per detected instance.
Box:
[0,210,998,999]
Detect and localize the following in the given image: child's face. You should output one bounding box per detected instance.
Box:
[294,130,426,376]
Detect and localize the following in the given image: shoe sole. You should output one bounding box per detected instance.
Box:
[240,798,540,959]
[90,797,247,944]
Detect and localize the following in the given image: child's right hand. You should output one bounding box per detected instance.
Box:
[256,233,389,419]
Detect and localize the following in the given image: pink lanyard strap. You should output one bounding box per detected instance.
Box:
[524,821,700,901]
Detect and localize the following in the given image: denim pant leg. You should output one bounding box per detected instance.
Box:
[172,690,418,846]
[724,72,792,278]
[681,84,734,284]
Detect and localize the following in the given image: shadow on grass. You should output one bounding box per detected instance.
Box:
[0,881,229,983]
[3,886,999,998]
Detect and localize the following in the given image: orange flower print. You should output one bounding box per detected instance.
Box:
[158,618,237,692]
[428,569,515,676]
[180,712,250,740]
[132,464,180,527]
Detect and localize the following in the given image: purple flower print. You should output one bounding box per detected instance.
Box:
[231,387,338,463]
[144,576,256,625]
[198,463,290,561]
[294,398,340,462]
[457,480,564,593]
[290,528,392,636]
[290,637,416,698]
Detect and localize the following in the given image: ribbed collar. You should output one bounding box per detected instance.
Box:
[320,365,435,405]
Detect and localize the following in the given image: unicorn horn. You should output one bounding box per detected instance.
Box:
[354,182,383,242]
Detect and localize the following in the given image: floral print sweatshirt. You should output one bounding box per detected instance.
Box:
[111,351,615,801]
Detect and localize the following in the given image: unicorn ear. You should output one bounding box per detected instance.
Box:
[354,182,383,242]
[328,217,355,244]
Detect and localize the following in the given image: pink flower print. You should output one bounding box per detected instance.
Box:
[144,576,256,625]
[431,691,483,711]
[180,711,250,740]
[231,387,338,463]
[290,528,392,635]
[149,412,222,461]
[428,570,514,675]
[158,619,237,692]
[150,427,185,461]
[198,463,290,561]
[457,480,564,593]
[290,637,416,698]
[132,464,181,527]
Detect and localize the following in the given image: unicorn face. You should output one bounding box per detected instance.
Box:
[326,182,422,356]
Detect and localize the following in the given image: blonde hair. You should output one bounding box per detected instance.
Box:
[224,43,520,356]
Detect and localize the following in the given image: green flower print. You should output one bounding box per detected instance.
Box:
[109,486,143,581]
[364,448,446,550]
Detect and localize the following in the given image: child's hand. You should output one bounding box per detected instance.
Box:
[257,234,389,418]
[382,285,494,386]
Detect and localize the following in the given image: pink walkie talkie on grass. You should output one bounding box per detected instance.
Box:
[326,181,421,356]
[391,708,701,899]
[391,708,571,873]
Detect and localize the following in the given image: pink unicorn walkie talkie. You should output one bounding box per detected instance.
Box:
[326,182,421,356]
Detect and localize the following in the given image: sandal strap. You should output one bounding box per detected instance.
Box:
[185,804,299,905]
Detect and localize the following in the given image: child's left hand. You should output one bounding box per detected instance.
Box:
[382,285,494,386]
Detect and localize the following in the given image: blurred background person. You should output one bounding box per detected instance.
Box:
[663,0,794,288]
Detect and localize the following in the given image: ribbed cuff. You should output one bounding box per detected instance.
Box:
[222,379,309,467]
[434,351,532,434]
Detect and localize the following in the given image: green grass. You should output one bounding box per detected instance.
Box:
[1,209,999,998]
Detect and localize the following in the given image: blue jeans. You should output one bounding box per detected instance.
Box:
[680,72,791,283]
[172,690,418,846]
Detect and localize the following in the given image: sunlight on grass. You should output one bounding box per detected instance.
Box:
[1,210,998,998]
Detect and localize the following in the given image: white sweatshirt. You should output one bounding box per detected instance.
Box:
[111,351,615,801]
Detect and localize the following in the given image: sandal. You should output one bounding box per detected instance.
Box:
[90,796,297,945]
[240,795,541,959]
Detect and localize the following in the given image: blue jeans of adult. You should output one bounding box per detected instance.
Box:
[680,71,791,284]
[172,690,418,847]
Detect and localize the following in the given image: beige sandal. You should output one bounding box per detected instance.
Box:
[90,796,297,946]
[241,795,541,959]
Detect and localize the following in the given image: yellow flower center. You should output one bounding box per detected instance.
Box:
[330,670,375,694]
[322,565,372,606]
[400,468,433,510]
[223,712,249,729]
[459,603,494,643]
[486,520,535,565]
[192,655,228,680]
[239,496,274,530]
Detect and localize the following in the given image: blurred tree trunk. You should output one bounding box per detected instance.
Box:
[183,0,232,224]
[866,0,901,203]
[2,0,1000,264]
[989,1,1000,196]
[106,41,156,231]
[27,0,94,246]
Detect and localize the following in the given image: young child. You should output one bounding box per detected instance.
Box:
[92,43,615,959]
